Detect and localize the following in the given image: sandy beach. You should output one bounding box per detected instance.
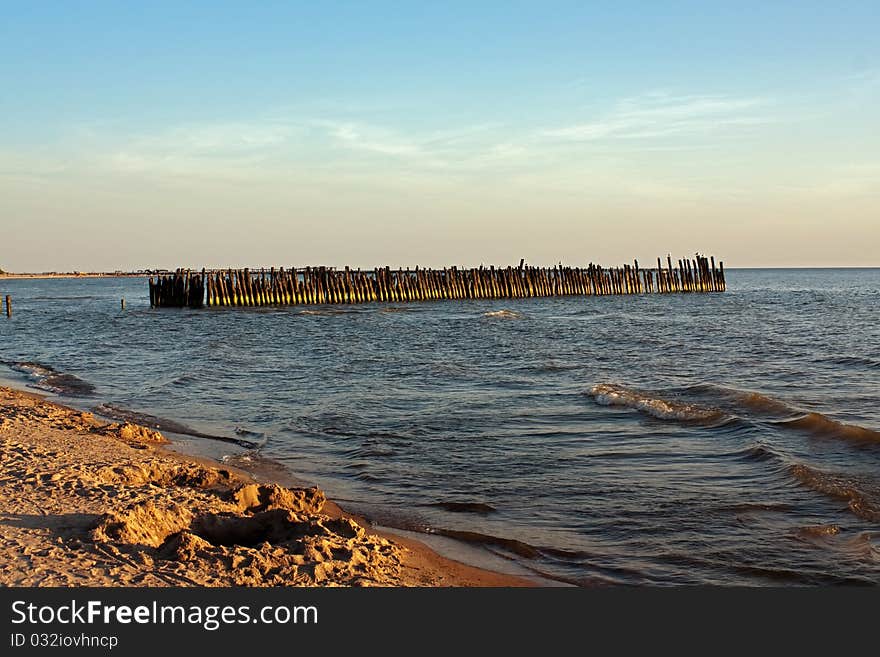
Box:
[0,386,532,587]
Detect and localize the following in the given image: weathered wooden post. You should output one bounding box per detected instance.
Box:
[4,295,11,317]
[146,252,725,306]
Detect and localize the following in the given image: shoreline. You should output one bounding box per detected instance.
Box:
[0,273,152,280]
[0,385,536,587]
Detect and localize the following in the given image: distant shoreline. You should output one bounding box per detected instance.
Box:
[2,266,878,280]
[0,273,152,279]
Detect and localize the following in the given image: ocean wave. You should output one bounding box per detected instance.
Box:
[426,501,498,515]
[353,472,383,483]
[426,527,541,559]
[9,361,96,396]
[234,427,265,439]
[422,526,593,568]
[795,524,841,539]
[839,532,880,562]
[724,390,796,416]
[721,501,793,513]
[351,445,395,458]
[815,355,880,370]
[299,308,361,316]
[686,384,796,417]
[672,384,880,444]
[789,463,880,523]
[588,383,726,423]
[93,403,261,448]
[777,413,880,444]
[483,309,521,319]
[737,443,786,464]
[523,361,581,374]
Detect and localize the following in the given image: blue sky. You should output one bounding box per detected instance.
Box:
[2,1,878,270]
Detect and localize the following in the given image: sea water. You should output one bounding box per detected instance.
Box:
[1,268,878,585]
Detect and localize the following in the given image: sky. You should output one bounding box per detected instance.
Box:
[1,1,878,271]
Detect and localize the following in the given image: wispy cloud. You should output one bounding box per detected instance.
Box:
[86,120,309,179]
[540,92,770,141]
[2,90,780,184]
[315,120,423,157]
[110,121,299,160]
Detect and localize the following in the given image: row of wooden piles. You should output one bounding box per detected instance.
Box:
[149,255,725,308]
[148,271,205,308]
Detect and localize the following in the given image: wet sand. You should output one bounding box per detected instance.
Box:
[0,386,534,587]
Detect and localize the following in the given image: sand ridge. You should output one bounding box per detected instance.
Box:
[0,386,533,587]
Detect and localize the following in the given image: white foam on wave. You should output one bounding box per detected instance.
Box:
[10,362,54,379]
[10,361,95,396]
[483,309,521,319]
[589,383,724,422]
[299,308,357,316]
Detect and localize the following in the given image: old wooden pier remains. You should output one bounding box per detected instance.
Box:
[149,255,726,308]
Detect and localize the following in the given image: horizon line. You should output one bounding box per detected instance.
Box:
[3,265,880,276]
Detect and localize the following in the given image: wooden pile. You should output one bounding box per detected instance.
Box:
[149,255,726,308]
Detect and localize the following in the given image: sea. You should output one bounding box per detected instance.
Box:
[1,268,878,585]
